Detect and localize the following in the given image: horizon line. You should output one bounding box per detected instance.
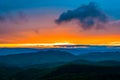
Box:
[0,42,120,48]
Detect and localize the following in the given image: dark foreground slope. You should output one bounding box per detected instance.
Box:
[0,61,120,80]
[40,63,120,80]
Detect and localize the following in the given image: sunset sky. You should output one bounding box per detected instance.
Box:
[0,0,120,46]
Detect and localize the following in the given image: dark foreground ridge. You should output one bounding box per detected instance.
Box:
[1,62,120,80]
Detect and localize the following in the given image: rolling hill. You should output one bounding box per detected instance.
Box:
[0,50,77,67]
[78,52,120,61]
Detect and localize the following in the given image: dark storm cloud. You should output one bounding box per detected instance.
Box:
[55,2,109,30]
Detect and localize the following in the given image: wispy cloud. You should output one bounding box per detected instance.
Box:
[0,11,28,23]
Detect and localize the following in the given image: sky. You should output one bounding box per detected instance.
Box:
[0,0,120,45]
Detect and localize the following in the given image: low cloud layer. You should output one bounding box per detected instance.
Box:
[55,2,109,30]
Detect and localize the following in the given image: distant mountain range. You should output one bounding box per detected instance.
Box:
[0,50,120,67]
[0,50,76,67]
[0,46,120,55]
[78,52,120,61]
[0,50,120,80]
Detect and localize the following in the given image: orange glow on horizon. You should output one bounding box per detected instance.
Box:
[0,15,120,48]
[0,9,120,48]
[0,20,120,47]
[0,33,120,48]
[0,41,120,48]
[0,42,74,48]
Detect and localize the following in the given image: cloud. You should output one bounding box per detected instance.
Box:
[0,15,6,22]
[55,2,109,30]
[0,11,28,23]
[17,11,28,22]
